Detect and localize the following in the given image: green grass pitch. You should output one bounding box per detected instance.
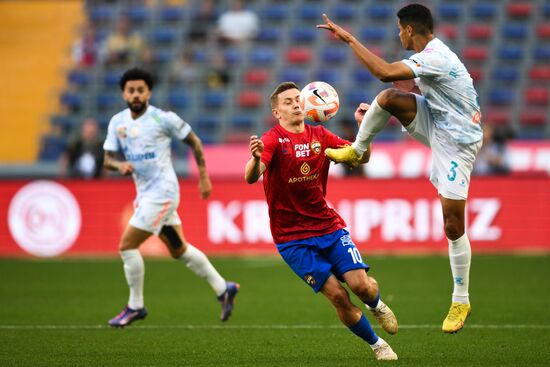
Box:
[1,255,549,366]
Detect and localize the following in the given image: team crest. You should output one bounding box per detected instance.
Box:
[117,126,127,139]
[304,275,316,286]
[310,141,321,155]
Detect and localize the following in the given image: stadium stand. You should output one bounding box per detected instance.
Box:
[41,0,550,161]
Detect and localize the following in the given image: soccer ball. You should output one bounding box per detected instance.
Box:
[300,81,340,123]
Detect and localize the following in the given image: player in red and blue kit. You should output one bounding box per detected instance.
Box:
[245,82,398,361]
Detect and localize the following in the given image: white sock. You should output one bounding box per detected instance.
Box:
[121,249,145,310]
[352,98,391,155]
[365,299,384,311]
[448,233,471,304]
[370,337,386,350]
[179,244,227,296]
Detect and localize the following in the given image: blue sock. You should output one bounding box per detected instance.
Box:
[348,313,379,345]
[365,291,380,309]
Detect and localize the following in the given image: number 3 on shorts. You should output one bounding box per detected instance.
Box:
[447,161,458,182]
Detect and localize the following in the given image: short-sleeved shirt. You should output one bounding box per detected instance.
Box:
[260,124,350,244]
[103,105,191,202]
[401,38,483,144]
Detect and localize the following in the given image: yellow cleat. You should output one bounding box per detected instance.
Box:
[324,145,363,168]
[442,302,471,333]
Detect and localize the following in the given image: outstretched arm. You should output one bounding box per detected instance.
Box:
[103,151,134,175]
[183,131,212,199]
[245,135,266,184]
[317,14,414,82]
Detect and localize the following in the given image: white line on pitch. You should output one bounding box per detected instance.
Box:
[0,324,549,330]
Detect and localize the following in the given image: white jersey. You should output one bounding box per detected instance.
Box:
[103,105,191,202]
[401,38,483,144]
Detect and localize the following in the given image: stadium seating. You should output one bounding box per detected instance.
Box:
[507,3,532,18]
[159,6,185,22]
[244,69,270,86]
[467,25,492,41]
[471,3,497,19]
[42,0,550,162]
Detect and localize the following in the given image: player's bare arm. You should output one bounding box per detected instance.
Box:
[183,131,212,199]
[245,135,266,184]
[103,151,134,175]
[317,14,414,82]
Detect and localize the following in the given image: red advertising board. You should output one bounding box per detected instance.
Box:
[1,177,549,257]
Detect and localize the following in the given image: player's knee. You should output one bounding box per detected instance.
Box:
[350,277,378,300]
[376,88,401,110]
[444,217,464,240]
[169,247,185,259]
[160,225,185,258]
[119,239,135,251]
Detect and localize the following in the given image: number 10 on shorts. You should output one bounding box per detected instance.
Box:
[348,247,363,264]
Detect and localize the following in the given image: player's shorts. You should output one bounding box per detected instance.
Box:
[129,197,181,235]
[276,228,369,293]
[405,94,482,200]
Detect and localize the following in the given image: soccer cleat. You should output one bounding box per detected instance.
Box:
[108,305,148,327]
[373,341,398,361]
[369,301,398,335]
[217,281,240,321]
[324,145,363,168]
[442,302,471,333]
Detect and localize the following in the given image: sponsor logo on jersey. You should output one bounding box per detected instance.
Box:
[304,275,316,286]
[278,137,291,143]
[126,152,156,162]
[287,162,319,183]
[294,143,311,158]
[310,141,321,155]
[300,162,310,175]
[288,174,319,184]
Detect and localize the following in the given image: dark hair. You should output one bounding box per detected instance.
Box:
[270,81,299,109]
[397,4,434,35]
[119,67,154,91]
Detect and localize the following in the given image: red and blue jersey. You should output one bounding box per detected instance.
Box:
[260,124,350,244]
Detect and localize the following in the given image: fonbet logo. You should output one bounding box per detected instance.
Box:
[8,181,81,257]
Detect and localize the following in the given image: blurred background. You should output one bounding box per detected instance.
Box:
[0,0,549,257]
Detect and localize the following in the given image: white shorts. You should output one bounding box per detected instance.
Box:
[406,95,482,200]
[129,198,181,235]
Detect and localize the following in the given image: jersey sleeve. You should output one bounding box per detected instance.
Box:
[103,115,120,152]
[162,111,192,140]
[401,48,447,79]
[323,127,351,148]
[260,131,278,168]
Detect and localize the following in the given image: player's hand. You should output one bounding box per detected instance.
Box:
[118,162,134,175]
[198,175,212,199]
[249,135,264,160]
[354,103,370,125]
[317,14,354,43]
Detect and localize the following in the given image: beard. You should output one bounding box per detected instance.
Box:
[127,100,147,114]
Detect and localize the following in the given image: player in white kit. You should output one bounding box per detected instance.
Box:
[319,4,483,333]
[103,68,239,327]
